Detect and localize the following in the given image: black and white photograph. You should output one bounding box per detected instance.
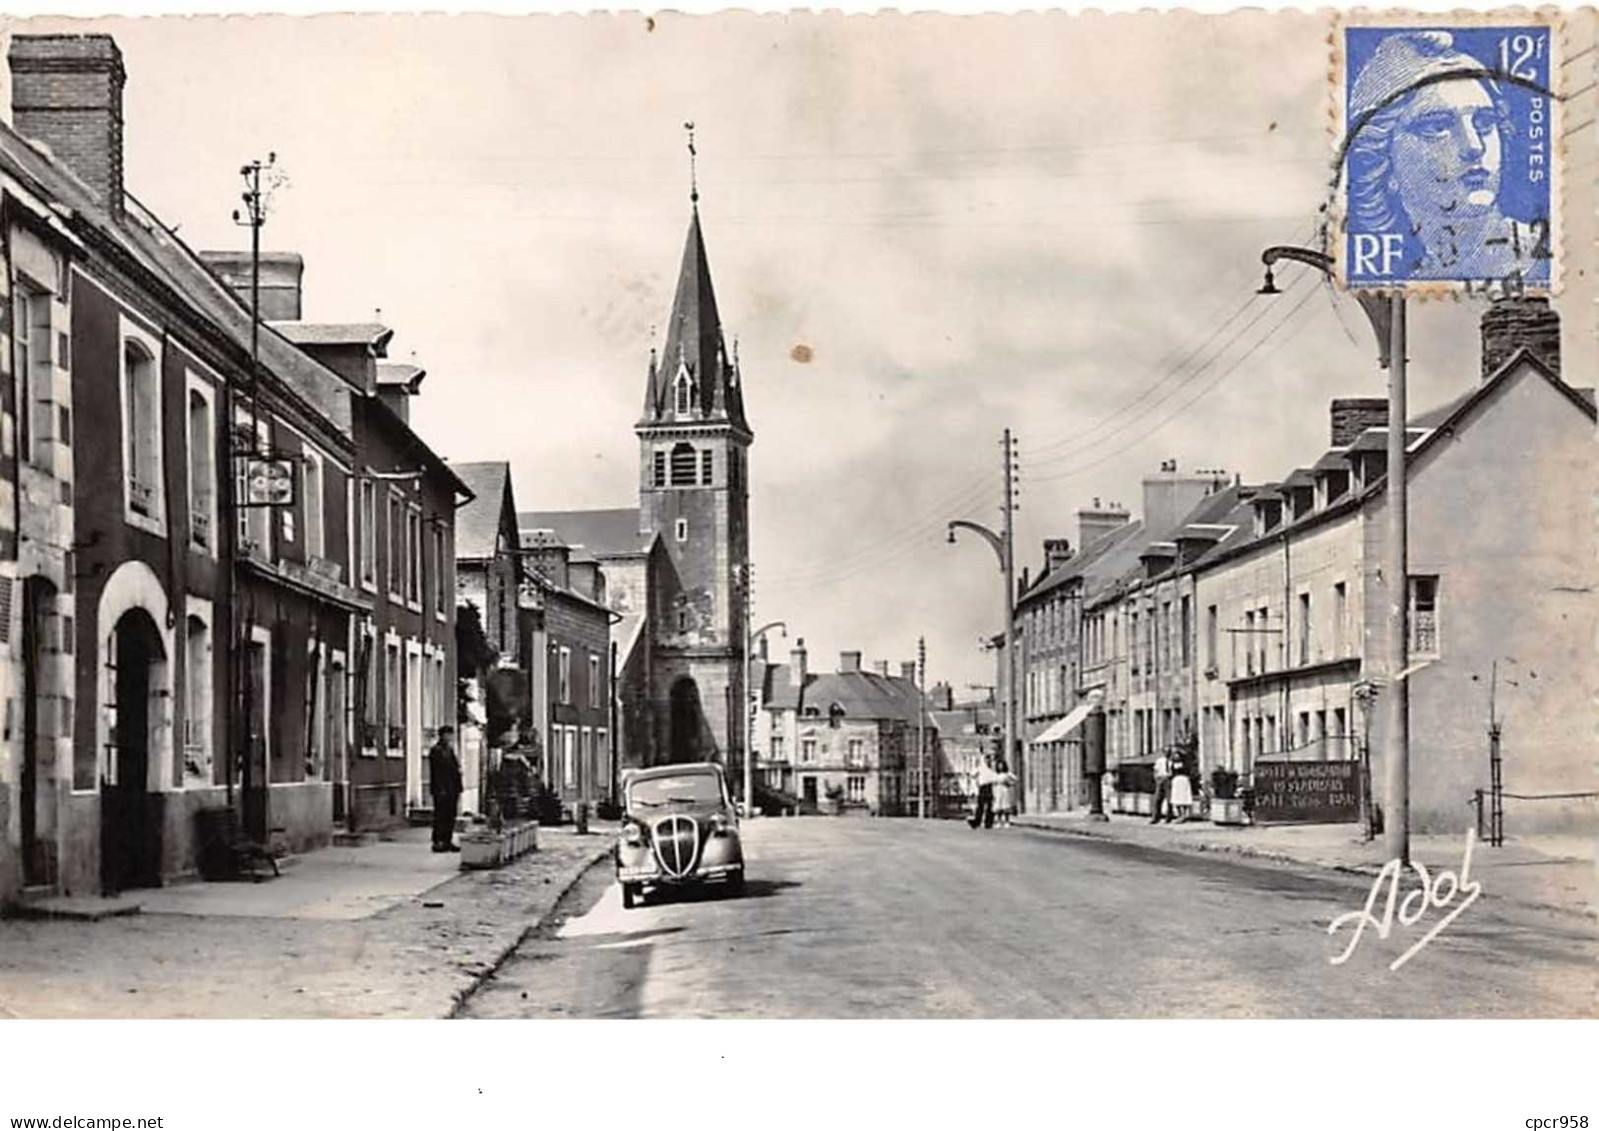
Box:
[0,1,1593,1125]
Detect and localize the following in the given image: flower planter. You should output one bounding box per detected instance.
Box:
[1211,796,1247,826]
[460,822,539,870]
[460,834,503,870]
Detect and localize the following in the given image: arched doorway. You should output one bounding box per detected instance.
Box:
[668,677,706,763]
[102,607,166,894]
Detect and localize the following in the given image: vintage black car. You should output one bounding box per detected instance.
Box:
[615,762,745,909]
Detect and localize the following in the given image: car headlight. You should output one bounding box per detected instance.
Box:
[621,820,643,846]
[709,813,731,836]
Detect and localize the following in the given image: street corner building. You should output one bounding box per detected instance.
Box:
[518,197,752,782]
[1012,297,1595,836]
[749,641,938,817]
[0,33,468,909]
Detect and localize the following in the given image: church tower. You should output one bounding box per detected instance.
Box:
[636,160,752,767]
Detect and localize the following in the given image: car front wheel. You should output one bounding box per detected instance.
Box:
[727,870,746,898]
[621,882,639,910]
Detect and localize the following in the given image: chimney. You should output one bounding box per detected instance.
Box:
[931,681,955,711]
[873,660,890,676]
[1078,498,1131,551]
[9,35,127,214]
[1329,398,1388,447]
[758,636,770,662]
[1141,462,1222,539]
[1043,538,1074,573]
[789,639,808,688]
[839,650,862,674]
[198,251,305,321]
[1481,296,1561,380]
[901,661,917,682]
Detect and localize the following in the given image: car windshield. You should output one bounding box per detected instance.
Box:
[628,773,724,808]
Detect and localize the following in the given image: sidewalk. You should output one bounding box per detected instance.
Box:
[0,825,611,1019]
[1013,810,1596,920]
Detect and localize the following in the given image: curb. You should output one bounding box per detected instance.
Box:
[444,845,611,1019]
[1013,818,1596,923]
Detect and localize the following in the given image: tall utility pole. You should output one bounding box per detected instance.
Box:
[1381,295,1410,865]
[916,635,927,819]
[739,562,751,814]
[1001,428,1020,811]
[946,428,1021,813]
[230,153,277,838]
[1259,246,1407,862]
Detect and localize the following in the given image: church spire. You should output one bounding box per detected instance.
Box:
[637,129,750,436]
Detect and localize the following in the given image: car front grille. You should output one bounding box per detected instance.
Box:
[651,815,701,878]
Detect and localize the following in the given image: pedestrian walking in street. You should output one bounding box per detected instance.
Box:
[993,760,1017,827]
[1150,750,1173,824]
[1170,766,1193,821]
[429,726,463,852]
[969,754,999,829]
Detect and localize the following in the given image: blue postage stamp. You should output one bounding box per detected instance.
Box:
[1336,17,1561,293]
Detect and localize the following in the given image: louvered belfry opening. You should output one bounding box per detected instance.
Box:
[669,442,697,486]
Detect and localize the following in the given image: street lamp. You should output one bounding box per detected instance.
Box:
[1259,244,1410,864]
[947,518,1016,812]
[745,619,787,817]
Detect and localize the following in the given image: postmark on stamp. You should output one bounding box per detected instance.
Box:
[1333,13,1562,294]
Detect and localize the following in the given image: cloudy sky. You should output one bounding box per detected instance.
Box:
[5,9,1593,689]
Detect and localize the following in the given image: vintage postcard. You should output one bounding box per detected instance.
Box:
[0,5,1594,1119]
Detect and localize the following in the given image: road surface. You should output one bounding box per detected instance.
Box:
[459,817,1594,1019]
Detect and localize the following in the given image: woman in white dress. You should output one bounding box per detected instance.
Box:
[1170,768,1194,822]
[993,760,1016,827]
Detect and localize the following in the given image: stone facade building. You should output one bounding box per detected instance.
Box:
[753,642,931,815]
[0,33,373,903]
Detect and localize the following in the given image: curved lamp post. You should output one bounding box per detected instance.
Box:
[1259,243,1410,864]
[948,519,1016,808]
[745,620,787,816]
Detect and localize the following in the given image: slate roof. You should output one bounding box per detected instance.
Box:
[1021,519,1145,604]
[453,462,513,561]
[761,666,935,727]
[518,508,651,560]
[0,120,355,439]
[639,209,750,434]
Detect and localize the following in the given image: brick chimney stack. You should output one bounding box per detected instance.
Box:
[1043,538,1074,573]
[900,661,917,682]
[1481,296,1561,380]
[789,639,807,688]
[839,651,862,674]
[1329,398,1389,447]
[9,35,127,215]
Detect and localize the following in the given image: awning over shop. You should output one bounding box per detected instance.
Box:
[1032,702,1095,744]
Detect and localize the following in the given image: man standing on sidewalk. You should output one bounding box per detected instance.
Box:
[430,726,463,852]
[970,754,999,829]
[1150,750,1172,824]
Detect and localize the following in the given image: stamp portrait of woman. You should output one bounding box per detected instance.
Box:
[1347,29,1549,283]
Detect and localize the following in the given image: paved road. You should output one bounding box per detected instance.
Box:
[459,818,1595,1019]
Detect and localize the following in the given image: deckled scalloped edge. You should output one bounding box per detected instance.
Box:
[1326,6,1568,302]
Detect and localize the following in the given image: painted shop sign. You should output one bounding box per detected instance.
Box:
[1253,760,1361,825]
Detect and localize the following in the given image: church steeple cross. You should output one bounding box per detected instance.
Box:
[685,120,699,206]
